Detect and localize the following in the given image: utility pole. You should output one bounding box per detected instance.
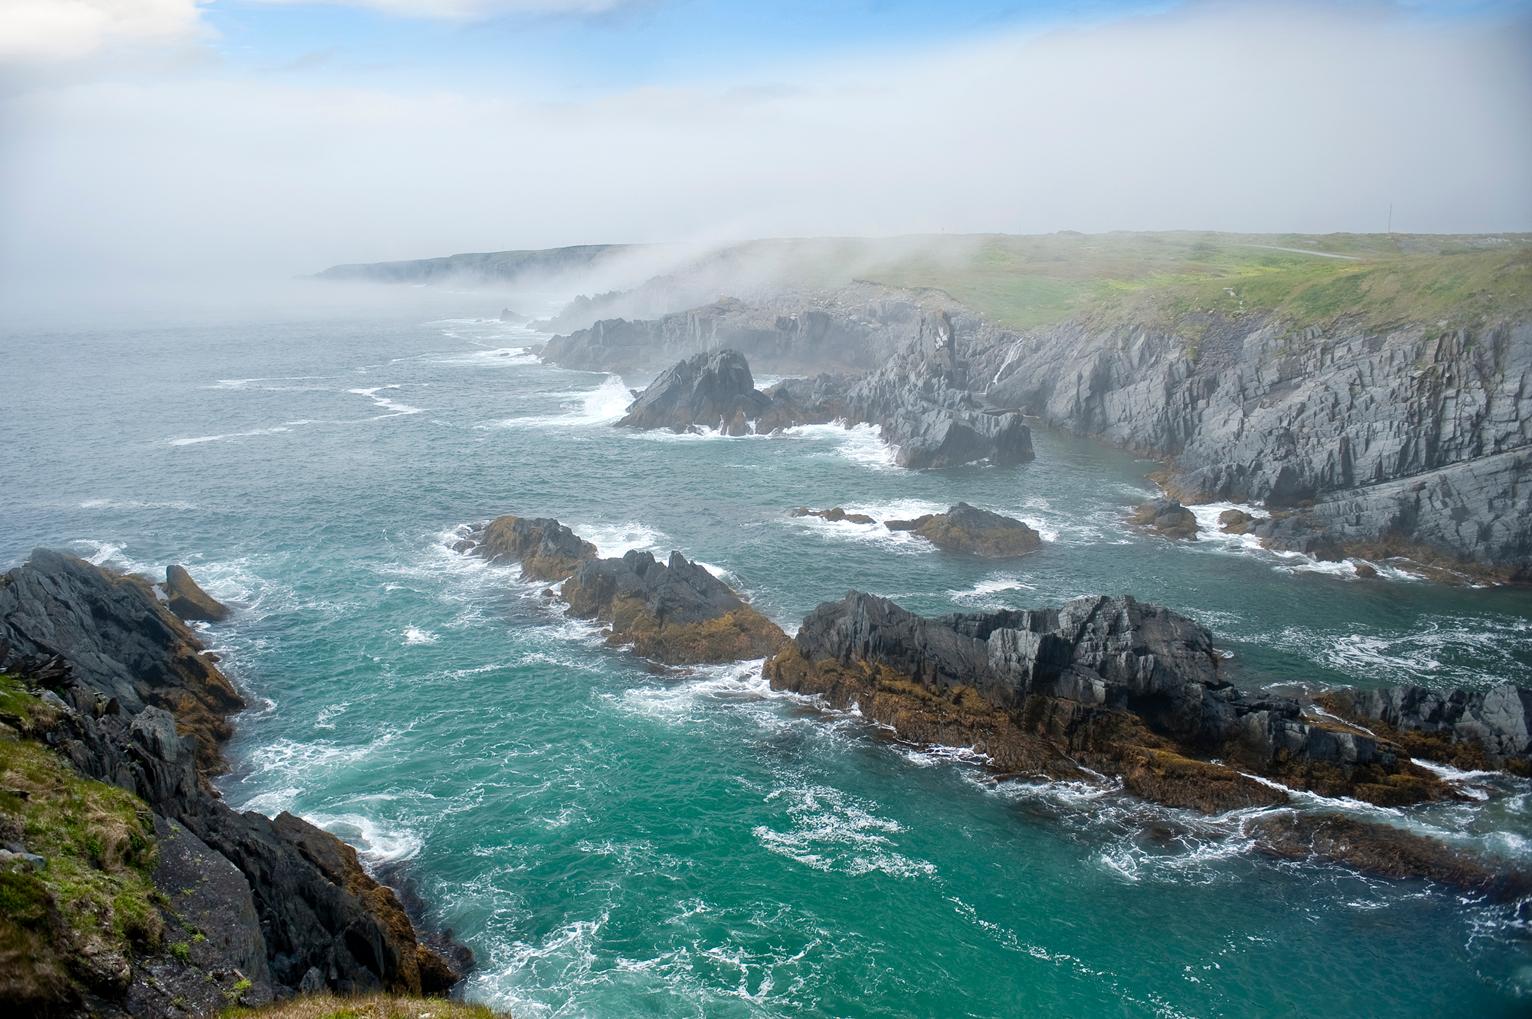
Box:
[1387,203,1393,235]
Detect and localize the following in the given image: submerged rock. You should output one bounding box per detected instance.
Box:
[162,564,231,623]
[459,514,598,581]
[765,592,1450,813]
[563,549,787,665]
[790,507,876,525]
[884,502,1043,558]
[1131,498,1200,540]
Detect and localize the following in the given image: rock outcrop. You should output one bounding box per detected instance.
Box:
[615,337,1035,469]
[457,515,598,581]
[1217,508,1260,535]
[1130,498,1199,540]
[0,551,465,1016]
[1317,684,1532,775]
[616,349,771,434]
[563,550,787,664]
[884,503,1043,557]
[766,592,1451,812]
[162,564,231,623]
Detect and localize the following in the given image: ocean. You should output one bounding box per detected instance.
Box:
[3,307,1529,1017]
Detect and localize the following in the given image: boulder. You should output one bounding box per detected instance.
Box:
[162,564,231,623]
[1354,562,1379,579]
[1131,498,1199,540]
[1217,508,1261,535]
[562,550,787,664]
[883,502,1043,557]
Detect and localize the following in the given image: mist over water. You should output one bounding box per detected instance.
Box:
[3,308,1529,1017]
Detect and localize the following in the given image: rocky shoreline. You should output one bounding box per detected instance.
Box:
[0,550,467,1017]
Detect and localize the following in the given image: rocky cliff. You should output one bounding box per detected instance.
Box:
[0,551,465,1017]
[978,314,1532,578]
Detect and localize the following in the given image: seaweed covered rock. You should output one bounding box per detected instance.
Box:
[766,592,1449,812]
[162,565,231,623]
[884,503,1043,557]
[1131,498,1199,540]
[458,515,598,581]
[563,550,787,664]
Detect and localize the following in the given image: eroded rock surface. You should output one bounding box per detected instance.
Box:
[884,503,1043,557]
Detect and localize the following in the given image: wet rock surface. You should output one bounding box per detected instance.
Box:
[162,565,231,623]
[791,507,877,525]
[884,502,1043,557]
[1131,498,1200,540]
[1318,684,1532,775]
[563,549,787,664]
[458,515,599,581]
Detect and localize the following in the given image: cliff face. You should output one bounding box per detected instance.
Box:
[0,551,464,1016]
[540,286,934,374]
[980,315,1532,575]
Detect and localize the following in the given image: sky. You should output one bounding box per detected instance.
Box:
[1,0,1530,309]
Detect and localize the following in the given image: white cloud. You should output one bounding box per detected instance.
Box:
[247,0,628,18]
[0,0,206,62]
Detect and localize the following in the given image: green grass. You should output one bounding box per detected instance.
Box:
[839,231,1532,331]
[0,674,164,1007]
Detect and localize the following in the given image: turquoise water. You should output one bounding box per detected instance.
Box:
[3,310,1531,1017]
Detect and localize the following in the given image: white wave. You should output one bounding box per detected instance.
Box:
[780,498,948,554]
[433,346,539,367]
[897,744,993,768]
[308,810,423,865]
[403,626,440,646]
[347,385,424,416]
[206,375,328,389]
[578,520,667,559]
[1260,616,1532,686]
[239,786,301,816]
[168,420,314,446]
[79,498,197,511]
[752,784,935,879]
[949,575,1035,605]
[1182,501,1423,581]
[611,659,775,725]
[240,728,404,788]
[785,421,899,470]
[488,374,632,429]
[314,702,349,730]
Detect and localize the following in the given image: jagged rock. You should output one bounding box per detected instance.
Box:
[161,565,230,623]
[0,552,467,1010]
[1354,562,1379,579]
[562,550,787,664]
[617,349,772,433]
[765,592,1449,812]
[790,507,876,525]
[498,307,523,323]
[1131,498,1199,540]
[884,503,1043,557]
[1317,684,1532,775]
[458,515,597,581]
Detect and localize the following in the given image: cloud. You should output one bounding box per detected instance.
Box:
[247,0,630,19]
[0,0,207,63]
[1,1,1529,320]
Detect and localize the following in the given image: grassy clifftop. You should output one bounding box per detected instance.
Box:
[858,232,1532,331]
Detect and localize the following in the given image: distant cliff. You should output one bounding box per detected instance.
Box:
[315,244,634,285]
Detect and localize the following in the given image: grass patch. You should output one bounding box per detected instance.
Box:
[0,675,163,1007]
[223,992,504,1019]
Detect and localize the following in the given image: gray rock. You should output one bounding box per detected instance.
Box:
[162,564,231,623]
[1323,683,1532,767]
[617,349,772,432]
